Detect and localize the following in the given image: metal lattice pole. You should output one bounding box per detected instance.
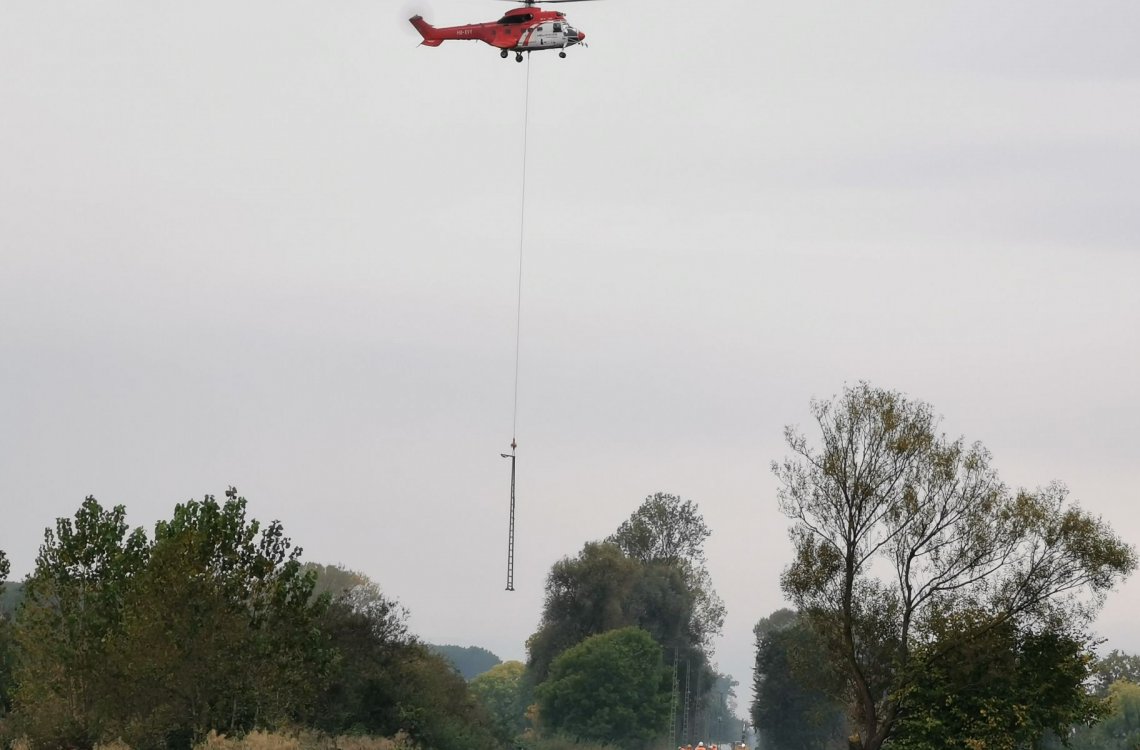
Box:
[695,668,704,744]
[682,657,691,744]
[670,650,679,745]
[501,441,517,591]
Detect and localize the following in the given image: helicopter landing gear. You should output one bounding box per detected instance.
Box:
[501,49,509,58]
[559,50,567,58]
[515,52,524,62]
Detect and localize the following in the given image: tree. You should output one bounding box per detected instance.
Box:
[1092,650,1140,697]
[526,542,715,745]
[8,491,332,749]
[536,627,671,750]
[608,493,711,568]
[607,492,727,745]
[470,660,527,741]
[9,497,149,747]
[530,493,727,747]
[391,646,500,750]
[774,384,1137,750]
[527,542,643,682]
[309,566,499,750]
[751,609,847,750]
[0,582,23,620]
[310,570,413,733]
[607,493,725,651]
[890,619,1104,750]
[703,673,746,746]
[0,614,11,720]
[0,547,11,717]
[1073,679,1140,750]
[112,489,330,747]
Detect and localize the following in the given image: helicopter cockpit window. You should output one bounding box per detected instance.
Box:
[498,13,533,23]
[553,22,562,32]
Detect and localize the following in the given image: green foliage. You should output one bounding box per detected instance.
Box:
[751,609,847,750]
[389,647,499,750]
[607,493,725,651]
[536,628,670,750]
[529,493,726,747]
[10,496,149,747]
[112,489,331,747]
[469,660,527,740]
[0,613,12,719]
[1053,679,1140,750]
[891,621,1104,750]
[703,673,745,746]
[309,569,498,750]
[7,491,331,749]
[1093,650,1140,697]
[528,542,642,681]
[0,582,24,620]
[0,548,10,717]
[310,577,412,733]
[607,493,710,568]
[774,383,1137,750]
[3,504,502,750]
[1090,680,1140,748]
[428,644,502,680]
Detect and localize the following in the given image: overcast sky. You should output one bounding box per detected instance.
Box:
[2,0,1139,713]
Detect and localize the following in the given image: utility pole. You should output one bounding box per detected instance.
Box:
[670,649,679,746]
[501,440,517,591]
[682,657,691,744]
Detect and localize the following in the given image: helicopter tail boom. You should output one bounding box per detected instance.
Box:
[409,15,445,46]
[410,15,495,46]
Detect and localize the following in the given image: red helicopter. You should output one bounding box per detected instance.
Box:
[410,0,589,62]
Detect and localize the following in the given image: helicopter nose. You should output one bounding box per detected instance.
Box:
[577,30,586,42]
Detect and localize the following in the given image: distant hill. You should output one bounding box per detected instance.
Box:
[1,581,24,619]
[428,644,501,679]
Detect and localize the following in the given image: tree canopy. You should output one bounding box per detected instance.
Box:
[2,493,500,750]
[536,627,671,750]
[1093,650,1140,696]
[891,620,1105,750]
[528,493,725,748]
[774,383,1136,750]
[1070,679,1140,750]
[607,493,711,568]
[300,566,499,750]
[469,660,527,741]
[0,547,11,718]
[751,609,847,750]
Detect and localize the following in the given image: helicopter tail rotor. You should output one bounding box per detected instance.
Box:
[402,0,436,36]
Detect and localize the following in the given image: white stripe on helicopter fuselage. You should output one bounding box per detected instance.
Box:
[512,23,579,50]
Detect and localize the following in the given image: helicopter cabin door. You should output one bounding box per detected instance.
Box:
[531,22,557,49]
